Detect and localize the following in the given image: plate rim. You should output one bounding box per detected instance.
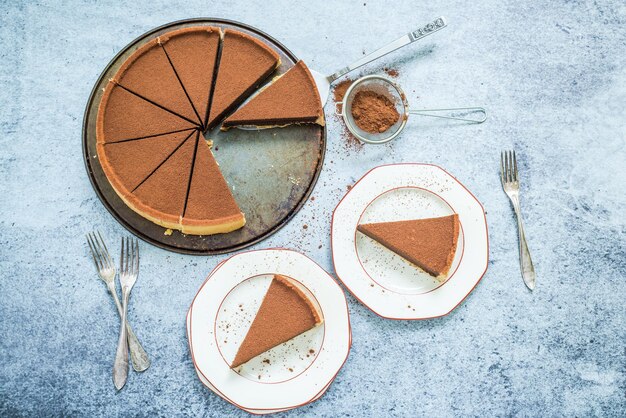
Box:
[82,18,326,255]
[187,248,352,411]
[331,163,489,320]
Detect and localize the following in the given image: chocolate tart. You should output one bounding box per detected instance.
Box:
[161,27,221,128]
[231,274,322,368]
[222,61,324,129]
[113,37,201,124]
[92,22,324,240]
[357,214,460,280]
[206,29,281,129]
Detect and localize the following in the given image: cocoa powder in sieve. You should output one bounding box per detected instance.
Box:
[350,90,400,133]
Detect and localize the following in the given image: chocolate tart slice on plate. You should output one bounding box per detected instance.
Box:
[230,274,323,368]
[222,61,324,130]
[357,214,460,280]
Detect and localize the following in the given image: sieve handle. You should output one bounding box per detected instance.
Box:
[327,17,447,83]
[409,107,487,123]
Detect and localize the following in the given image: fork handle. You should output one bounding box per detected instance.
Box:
[106,283,150,372]
[511,196,536,290]
[113,291,130,390]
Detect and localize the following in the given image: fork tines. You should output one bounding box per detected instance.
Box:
[119,237,139,277]
[500,150,518,185]
[86,231,114,271]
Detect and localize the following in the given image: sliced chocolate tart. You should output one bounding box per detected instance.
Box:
[357,214,460,280]
[222,60,324,129]
[96,82,196,143]
[124,132,198,230]
[206,29,280,129]
[231,274,323,368]
[161,26,221,128]
[113,37,201,124]
[97,129,195,198]
[181,137,245,235]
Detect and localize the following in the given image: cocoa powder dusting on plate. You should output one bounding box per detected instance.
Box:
[350,90,400,133]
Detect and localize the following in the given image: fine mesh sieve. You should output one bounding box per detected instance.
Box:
[336,75,487,144]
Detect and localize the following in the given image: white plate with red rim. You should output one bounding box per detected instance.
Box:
[186,310,335,415]
[187,249,351,414]
[331,163,489,320]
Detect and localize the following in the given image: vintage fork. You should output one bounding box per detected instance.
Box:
[86,232,150,373]
[112,237,141,390]
[500,151,536,290]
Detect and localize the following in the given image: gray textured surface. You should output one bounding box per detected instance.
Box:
[1,0,624,416]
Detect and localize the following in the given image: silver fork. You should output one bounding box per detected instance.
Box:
[113,237,140,390]
[86,232,150,373]
[500,151,536,290]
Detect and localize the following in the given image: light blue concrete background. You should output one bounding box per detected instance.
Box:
[1,0,624,416]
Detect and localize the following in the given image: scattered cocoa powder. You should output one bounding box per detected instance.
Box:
[350,90,400,133]
[384,67,399,78]
[332,79,363,150]
[333,79,353,104]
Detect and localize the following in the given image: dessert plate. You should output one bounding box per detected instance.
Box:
[187,249,351,413]
[186,311,334,415]
[83,19,325,254]
[332,164,488,319]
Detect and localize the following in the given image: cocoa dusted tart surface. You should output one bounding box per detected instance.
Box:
[129,132,198,228]
[114,37,201,124]
[160,27,221,128]
[206,29,281,129]
[223,60,324,129]
[95,26,320,236]
[357,214,461,280]
[231,275,322,368]
[96,82,196,143]
[97,129,195,195]
[181,138,245,235]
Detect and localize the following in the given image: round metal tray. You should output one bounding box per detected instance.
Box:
[83,18,326,255]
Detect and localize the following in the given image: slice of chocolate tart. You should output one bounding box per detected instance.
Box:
[231,274,322,368]
[124,132,197,230]
[161,27,221,129]
[206,29,280,129]
[222,61,324,129]
[97,129,195,200]
[96,82,196,143]
[181,137,245,235]
[357,214,460,280]
[114,37,201,124]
